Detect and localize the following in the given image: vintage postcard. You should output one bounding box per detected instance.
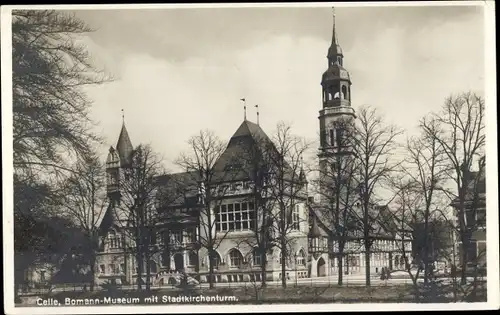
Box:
[1,1,498,314]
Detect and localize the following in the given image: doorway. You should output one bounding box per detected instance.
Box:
[317,257,326,277]
[174,253,184,272]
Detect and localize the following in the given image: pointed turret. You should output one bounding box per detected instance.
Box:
[116,122,133,167]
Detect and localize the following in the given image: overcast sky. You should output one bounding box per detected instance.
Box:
[69,4,485,172]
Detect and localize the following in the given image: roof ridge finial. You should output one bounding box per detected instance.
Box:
[121,108,125,124]
[255,104,260,125]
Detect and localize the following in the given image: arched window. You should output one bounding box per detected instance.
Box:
[400,256,405,268]
[341,86,347,100]
[348,86,351,101]
[229,249,243,267]
[211,251,221,268]
[296,249,306,266]
[328,92,333,101]
[334,92,340,99]
[253,247,262,266]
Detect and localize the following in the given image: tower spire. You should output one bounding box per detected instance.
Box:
[327,6,343,62]
[331,7,337,46]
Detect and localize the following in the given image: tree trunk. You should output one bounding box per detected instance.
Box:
[365,246,371,286]
[135,249,143,291]
[145,236,151,292]
[89,256,96,292]
[261,249,267,287]
[208,248,215,289]
[281,238,287,288]
[145,260,151,292]
[337,255,343,286]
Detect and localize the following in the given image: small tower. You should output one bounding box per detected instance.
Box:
[106,118,134,202]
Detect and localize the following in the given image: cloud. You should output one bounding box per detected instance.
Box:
[80,6,485,173]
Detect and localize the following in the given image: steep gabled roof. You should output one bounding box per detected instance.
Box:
[211,120,271,182]
[212,120,302,184]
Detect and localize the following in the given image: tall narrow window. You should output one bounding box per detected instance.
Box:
[336,129,343,147]
[149,229,157,245]
[341,86,347,100]
[329,129,335,146]
[292,205,300,231]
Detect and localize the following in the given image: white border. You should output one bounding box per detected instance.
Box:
[2,1,498,314]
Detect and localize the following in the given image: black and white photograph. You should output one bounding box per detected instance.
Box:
[1,2,498,314]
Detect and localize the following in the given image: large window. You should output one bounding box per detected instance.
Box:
[216,202,256,232]
[229,249,243,267]
[291,205,300,231]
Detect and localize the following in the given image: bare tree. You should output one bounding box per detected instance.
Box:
[12,10,110,178]
[233,129,277,289]
[351,106,404,286]
[403,117,449,285]
[175,130,234,289]
[312,118,360,286]
[60,154,108,291]
[421,92,485,285]
[112,144,167,291]
[260,122,310,289]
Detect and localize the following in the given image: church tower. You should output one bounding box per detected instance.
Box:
[317,8,357,205]
[318,8,356,163]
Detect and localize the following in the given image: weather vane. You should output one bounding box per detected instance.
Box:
[240,98,246,120]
